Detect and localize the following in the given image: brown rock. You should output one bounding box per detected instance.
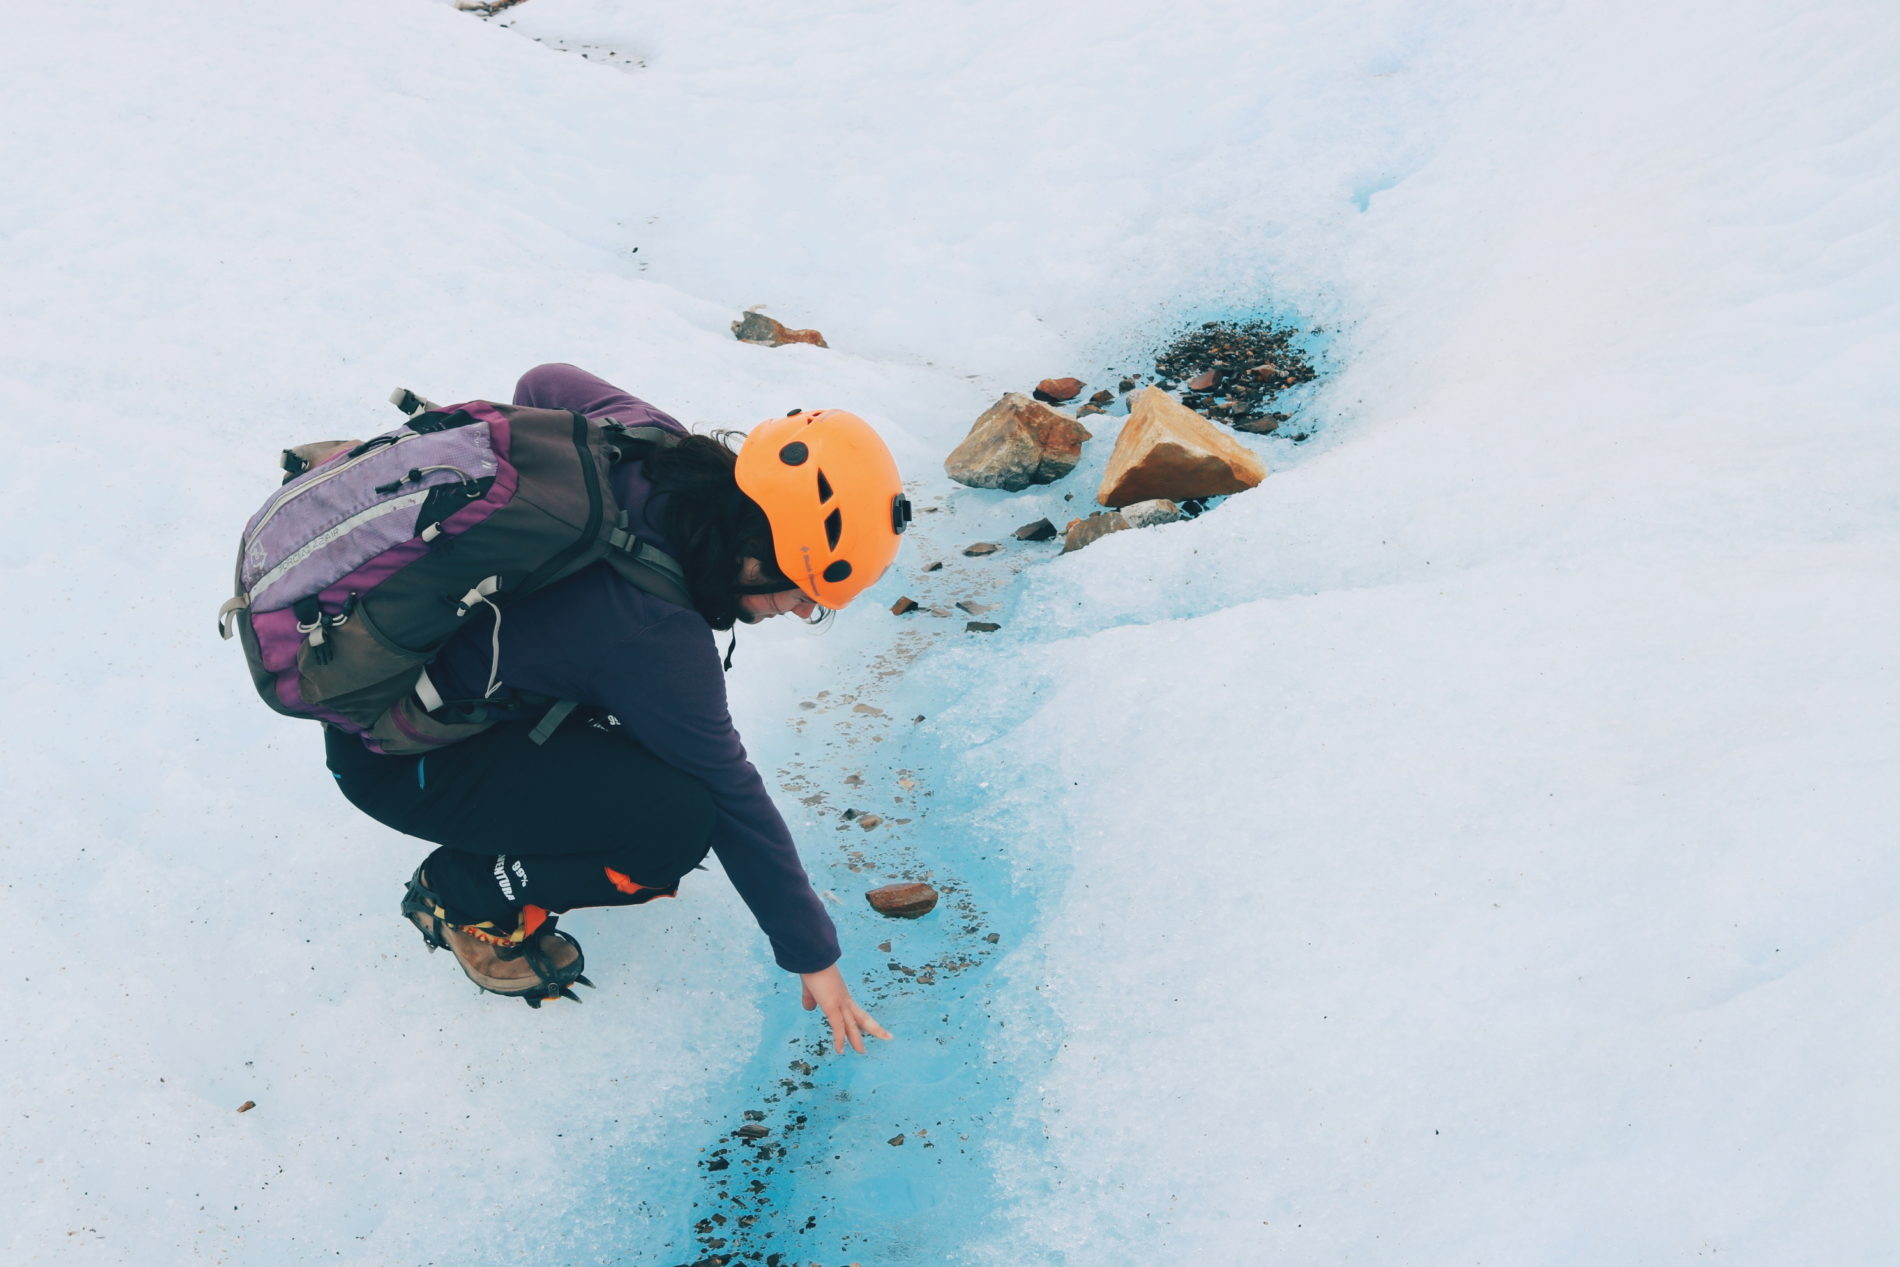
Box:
[1032,376,1084,403]
[1118,377,1137,393]
[965,621,1001,633]
[237,1101,256,1113]
[1014,518,1058,541]
[890,596,919,615]
[1061,511,1131,553]
[1077,403,1105,417]
[1186,369,1219,391]
[857,813,884,830]
[1248,363,1281,381]
[1231,414,1283,435]
[944,393,1093,491]
[924,560,944,572]
[867,882,939,917]
[731,309,828,348]
[736,1124,770,1140]
[1097,387,1267,507]
[963,542,1001,556]
[1088,389,1114,406]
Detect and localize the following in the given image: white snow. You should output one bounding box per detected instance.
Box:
[2,0,1895,1263]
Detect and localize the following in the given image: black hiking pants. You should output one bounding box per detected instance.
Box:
[325,713,716,924]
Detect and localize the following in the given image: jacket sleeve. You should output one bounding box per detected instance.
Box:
[512,363,688,435]
[589,605,841,974]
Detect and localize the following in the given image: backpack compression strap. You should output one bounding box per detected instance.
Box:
[384,394,697,744]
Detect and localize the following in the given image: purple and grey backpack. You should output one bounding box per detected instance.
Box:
[218,389,689,754]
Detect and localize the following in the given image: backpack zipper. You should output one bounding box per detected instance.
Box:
[244,431,427,555]
[249,489,433,605]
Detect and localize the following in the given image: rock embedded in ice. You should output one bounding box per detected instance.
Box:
[866,882,939,917]
[1097,387,1266,507]
[1186,369,1219,391]
[890,596,919,615]
[956,600,996,615]
[1232,412,1288,435]
[963,541,1001,556]
[736,1124,769,1139]
[1014,518,1058,541]
[944,393,1093,491]
[1078,403,1105,417]
[857,813,884,829]
[1061,510,1132,553]
[1088,389,1114,406]
[1032,376,1084,403]
[1122,498,1185,528]
[731,309,828,348]
[965,621,1002,633]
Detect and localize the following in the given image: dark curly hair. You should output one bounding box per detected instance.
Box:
[642,431,793,631]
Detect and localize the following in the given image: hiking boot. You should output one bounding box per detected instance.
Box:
[400,867,592,1008]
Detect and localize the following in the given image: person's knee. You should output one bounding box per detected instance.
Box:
[618,776,715,885]
[667,777,716,874]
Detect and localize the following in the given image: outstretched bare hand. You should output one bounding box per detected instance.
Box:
[799,964,893,1055]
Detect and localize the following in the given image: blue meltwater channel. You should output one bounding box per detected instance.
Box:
[668,607,1058,1265]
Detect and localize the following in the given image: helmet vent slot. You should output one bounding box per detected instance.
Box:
[816,470,834,503]
[824,508,843,549]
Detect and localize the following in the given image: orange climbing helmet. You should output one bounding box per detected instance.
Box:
[734,409,911,609]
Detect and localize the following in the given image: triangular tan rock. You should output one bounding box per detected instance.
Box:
[1097,387,1266,507]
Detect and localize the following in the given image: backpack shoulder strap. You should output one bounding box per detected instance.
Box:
[600,421,680,463]
[602,511,693,608]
